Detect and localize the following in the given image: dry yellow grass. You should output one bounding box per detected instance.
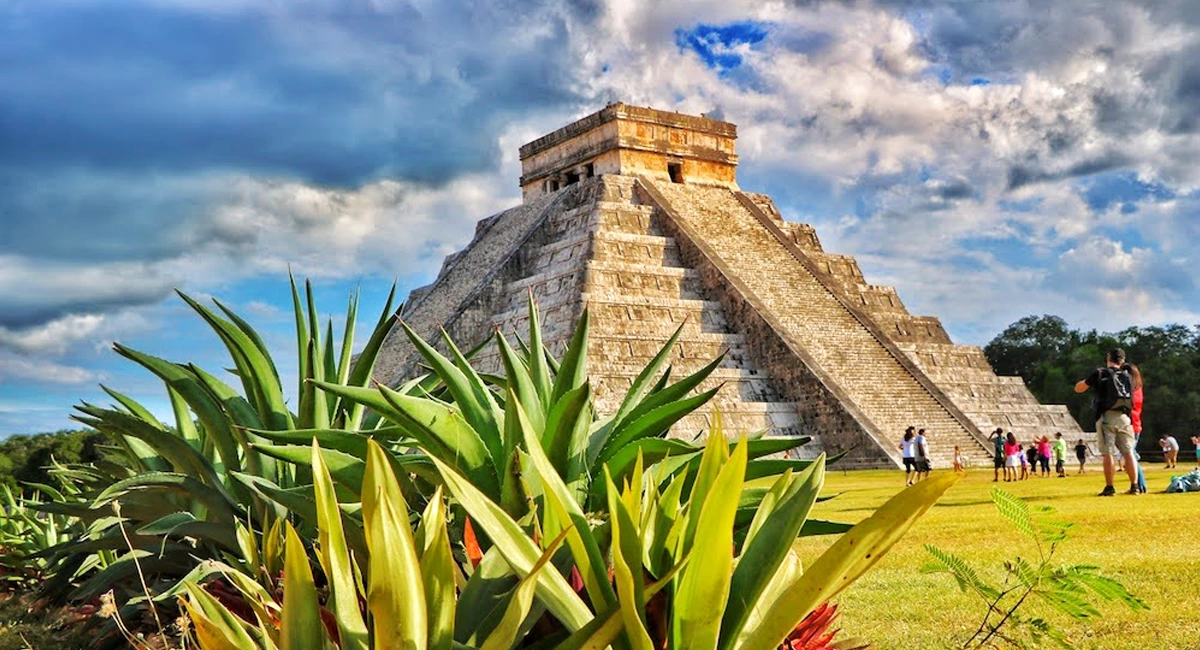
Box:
[793,465,1199,650]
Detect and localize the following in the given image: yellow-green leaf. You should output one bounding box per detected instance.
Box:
[418,487,456,650]
[673,436,746,650]
[312,441,368,650]
[362,439,427,650]
[606,472,652,650]
[737,472,961,650]
[479,527,572,650]
[280,523,327,650]
[516,396,616,610]
[181,582,261,650]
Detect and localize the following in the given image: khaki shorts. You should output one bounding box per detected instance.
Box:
[1096,411,1135,457]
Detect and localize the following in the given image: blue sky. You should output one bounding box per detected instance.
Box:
[2,0,1198,435]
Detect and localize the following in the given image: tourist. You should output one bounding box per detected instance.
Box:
[990,427,1005,482]
[1024,443,1037,480]
[1074,348,1139,496]
[1159,435,1180,469]
[1052,432,1068,478]
[1019,444,1031,480]
[1037,436,1052,477]
[900,426,917,485]
[1004,432,1020,482]
[1193,435,1200,468]
[1075,438,1089,474]
[1130,364,1147,493]
[953,445,965,473]
[915,428,931,481]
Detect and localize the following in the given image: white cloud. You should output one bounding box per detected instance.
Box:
[0,309,151,356]
[0,352,101,385]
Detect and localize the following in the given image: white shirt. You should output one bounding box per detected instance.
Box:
[1163,436,1180,451]
[914,434,927,457]
[901,438,916,458]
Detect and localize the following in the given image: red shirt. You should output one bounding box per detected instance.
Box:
[1004,442,1020,456]
[1131,386,1144,434]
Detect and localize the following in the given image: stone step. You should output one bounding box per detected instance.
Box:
[501,267,588,312]
[591,231,683,267]
[671,409,805,437]
[915,366,1015,384]
[648,180,989,464]
[589,202,662,237]
[591,367,784,405]
[589,333,746,369]
[966,408,1080,429]
[585,260,704,300]
[897,342,991,370]
[493,291,729,334]
[593,387,798,415]
[586,295,732,335]
[942,391,1044,408]
[523,232,592,277]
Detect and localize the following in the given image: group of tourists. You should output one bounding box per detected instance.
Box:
[896,348,1198,493]
[987,429,1079,481]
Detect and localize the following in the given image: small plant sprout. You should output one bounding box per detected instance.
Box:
[922,488,1149,649]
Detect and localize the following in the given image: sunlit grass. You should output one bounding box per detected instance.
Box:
[795,465,1199,650]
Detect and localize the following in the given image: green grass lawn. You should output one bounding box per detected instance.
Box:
[792,465,1199,650]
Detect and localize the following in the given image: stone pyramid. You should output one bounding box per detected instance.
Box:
[373,104,1084,469]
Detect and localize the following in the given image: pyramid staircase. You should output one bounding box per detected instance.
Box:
[456,176,811,455]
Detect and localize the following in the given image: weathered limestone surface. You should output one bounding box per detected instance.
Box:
[741,192,1085,451]
[374,105,1085,470]
[640,180,992,468]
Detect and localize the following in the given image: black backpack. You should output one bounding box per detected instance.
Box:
[1097,366,1134,413]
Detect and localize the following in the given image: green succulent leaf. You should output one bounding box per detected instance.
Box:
[738,471,961,650]
[428,455,594,632]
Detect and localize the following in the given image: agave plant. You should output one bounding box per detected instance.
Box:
[273,293,817,524]
[0,474,105,589]
[182,438,655,650]
[36,275,399,606]
[444,405,959,650]
[181,424,958,649]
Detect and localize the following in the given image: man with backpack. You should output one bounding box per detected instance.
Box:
[1075,348,1139,496]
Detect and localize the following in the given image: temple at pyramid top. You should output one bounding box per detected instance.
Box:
[519,103,739,199]
[375,105,1089,469]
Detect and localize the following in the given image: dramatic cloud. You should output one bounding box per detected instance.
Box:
[1,0,1197,433]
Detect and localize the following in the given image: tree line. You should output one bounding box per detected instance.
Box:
[984,315,1200,444]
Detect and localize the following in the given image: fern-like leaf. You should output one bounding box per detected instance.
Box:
[1007,556,1040,589]
[924,544,999,599]
[1054,565,1150,611]
[991,488,1036,542]
[1036,588,1101,618]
